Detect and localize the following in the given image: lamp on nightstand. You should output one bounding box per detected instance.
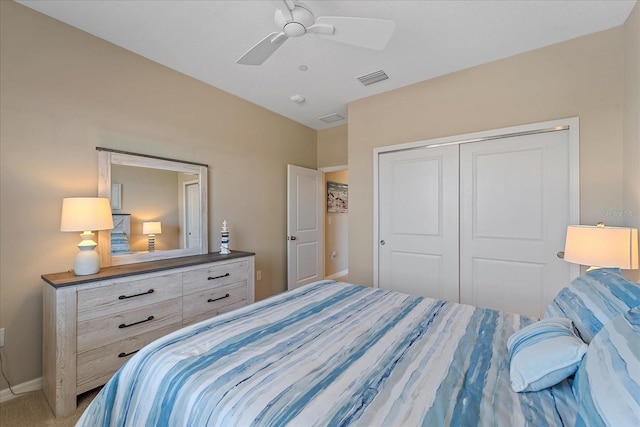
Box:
[60,197,114,276]
[562,223,639,270]
[143,221,162,252]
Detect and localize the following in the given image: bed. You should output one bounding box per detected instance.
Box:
[77,269,640,426]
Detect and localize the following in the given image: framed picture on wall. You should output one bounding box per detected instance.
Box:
[327,181,348,213]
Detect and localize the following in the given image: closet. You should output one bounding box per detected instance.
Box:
[375,119,579,317]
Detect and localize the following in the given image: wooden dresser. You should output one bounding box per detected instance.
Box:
[42,251,254,417]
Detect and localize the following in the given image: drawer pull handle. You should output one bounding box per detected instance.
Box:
[118,350,139,358]
[119,316,154,329]
[119,289,155,300]
[208,273,230,281]
[208,293,230,303]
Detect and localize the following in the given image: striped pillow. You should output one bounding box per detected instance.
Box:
[111,232,132,254]
[507,317,587,392]
[545,268,640,343]
[573,306,640,426]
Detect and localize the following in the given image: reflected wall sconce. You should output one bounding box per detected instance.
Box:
[60,197,114,276]
[562,223,639,270]
[143,221,162,252]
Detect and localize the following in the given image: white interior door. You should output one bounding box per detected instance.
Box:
[378,145,460,301]
[287,165,324,290]
[184,181,200,249]
[459,130,572,317]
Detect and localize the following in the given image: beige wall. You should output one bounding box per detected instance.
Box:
[0,1,316,388]
[348,26,629,286]
[317,124,348,168]
[325,171,349,277]
[623,2,640,282]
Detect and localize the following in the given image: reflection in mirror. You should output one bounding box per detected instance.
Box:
[97,147,208,267]
[111,165,199,252]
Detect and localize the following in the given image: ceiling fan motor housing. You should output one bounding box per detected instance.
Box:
[275,3,315,37]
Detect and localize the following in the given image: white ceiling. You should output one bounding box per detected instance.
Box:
[17,0,637,130]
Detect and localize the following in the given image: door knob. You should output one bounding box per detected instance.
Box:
[288,236,297,241]
[380,240,385,245]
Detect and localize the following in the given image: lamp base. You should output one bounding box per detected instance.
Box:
[74,234,100,276]
[147,235,156,252]
[74,248,100,276]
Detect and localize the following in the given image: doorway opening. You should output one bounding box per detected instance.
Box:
[321,166,349,281]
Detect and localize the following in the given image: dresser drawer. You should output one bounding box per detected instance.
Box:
[183,281,247,326]
[77,297,182,353]
[76,323,181,394]
[183,260,248,295]
[77,273,182,322]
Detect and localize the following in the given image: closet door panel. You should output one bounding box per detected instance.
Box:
[473,149,543,240]
[459,130,571,318]
[389,252,443,298]
[378,145,459,302]
[471,258,544,316]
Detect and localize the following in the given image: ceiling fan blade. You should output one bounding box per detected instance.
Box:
[314,17,395,50]
[271,0,294,21]
[307,23,334,35]
[271,0,295,11]
[236,32,288,65]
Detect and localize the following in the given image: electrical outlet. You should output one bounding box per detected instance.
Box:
[256,270,262,281]
[0,328,4,347]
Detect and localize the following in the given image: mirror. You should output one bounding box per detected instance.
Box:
[97,147,208,267]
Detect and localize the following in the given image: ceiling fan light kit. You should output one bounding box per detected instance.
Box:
[236,0,395,66]
[275,3,316,37]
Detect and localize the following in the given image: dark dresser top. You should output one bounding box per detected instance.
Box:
[42,251,254,288]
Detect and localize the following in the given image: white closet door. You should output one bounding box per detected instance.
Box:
[459,130,571,317]
[378,145,459,301]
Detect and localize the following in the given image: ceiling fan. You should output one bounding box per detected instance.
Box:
[236,0,395,66]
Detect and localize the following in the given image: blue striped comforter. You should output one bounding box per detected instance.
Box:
[77,281,577,426]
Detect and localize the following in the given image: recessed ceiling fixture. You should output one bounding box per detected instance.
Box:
[298,65,309,71]
[318,113,346,124]
[357,69,389,86]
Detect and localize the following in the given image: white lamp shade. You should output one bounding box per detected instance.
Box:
[60,198,114,232]
[143,221,162,235]
[564,225,639,269]
[60,197,113,276]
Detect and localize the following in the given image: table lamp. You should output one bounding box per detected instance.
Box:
[563,223,639,270]
[60,197,114,275]
[143,221,162,252]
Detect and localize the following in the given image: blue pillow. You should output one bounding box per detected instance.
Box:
[545,268,640,343]
[507,317,587,392]
[573,306,640,426]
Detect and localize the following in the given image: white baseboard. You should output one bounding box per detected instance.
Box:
[0,376,42,404]
[325,269,348,280]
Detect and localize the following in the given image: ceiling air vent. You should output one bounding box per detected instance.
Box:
[357,70,389,86]
[319,113,346,124]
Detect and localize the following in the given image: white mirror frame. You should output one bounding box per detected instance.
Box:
[97,147,208,267]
